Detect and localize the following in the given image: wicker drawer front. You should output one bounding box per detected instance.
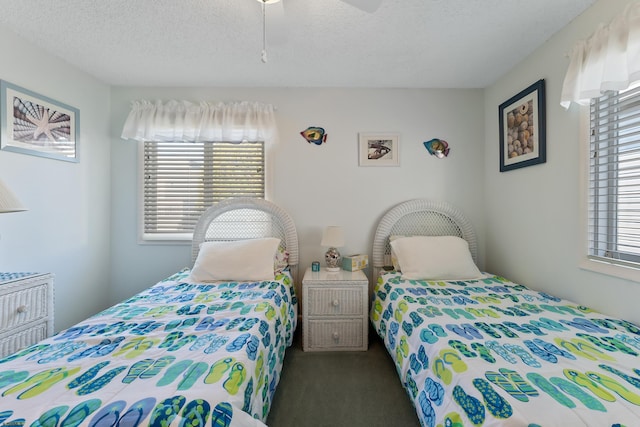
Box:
[0,284,48,333]
[0,321,48,356]
[307,319,364,350]
[307,287,364,316]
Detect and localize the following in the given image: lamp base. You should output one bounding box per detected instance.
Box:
[325,247,342,271]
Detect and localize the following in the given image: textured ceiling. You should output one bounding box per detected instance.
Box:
[0,0,597,88]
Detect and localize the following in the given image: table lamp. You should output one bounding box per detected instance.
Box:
[0,179,26,213]
[321,226,344,272]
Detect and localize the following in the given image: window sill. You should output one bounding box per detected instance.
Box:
[580,257,640,283]
[138,233,192,245]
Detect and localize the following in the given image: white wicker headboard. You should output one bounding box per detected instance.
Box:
[372,199,478,279]
[191,198,299,283]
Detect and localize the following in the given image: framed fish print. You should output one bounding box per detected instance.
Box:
[499,79,545,172]
[359,132,400,166]
[1,80,79,163]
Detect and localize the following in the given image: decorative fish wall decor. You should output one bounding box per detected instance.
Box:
[423,138,450,158]
[300,127,327,145]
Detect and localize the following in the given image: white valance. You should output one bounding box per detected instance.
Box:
[121,100,278,144]
[560,2,640,109]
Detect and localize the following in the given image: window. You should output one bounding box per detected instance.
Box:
[141,140,265,241]
[588,84,640,268]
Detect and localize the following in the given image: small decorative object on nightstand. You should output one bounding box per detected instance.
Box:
[0,272,54,357]
[321,226,345,272]
[302,267,368,351]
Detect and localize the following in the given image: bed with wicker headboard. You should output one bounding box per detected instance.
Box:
[0,198,298,427]
[371,199,640,427]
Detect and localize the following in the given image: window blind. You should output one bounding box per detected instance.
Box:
[589,84,640,267]
[143,141,264,238]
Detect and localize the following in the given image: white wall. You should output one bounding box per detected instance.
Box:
[0,26,112,331]
[110,87,486,302]
[484,0,640,324]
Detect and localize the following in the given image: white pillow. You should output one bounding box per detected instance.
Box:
[190,237,281,282]
[390,236,482,280]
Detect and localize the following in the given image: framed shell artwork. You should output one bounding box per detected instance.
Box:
[0,80,79,163]
[498,79,545,172]
[359,132,400,166]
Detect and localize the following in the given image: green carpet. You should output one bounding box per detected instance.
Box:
[267,327,421,427]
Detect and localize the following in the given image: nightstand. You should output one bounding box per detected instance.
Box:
[0,272,54,357]
[302,267,368,351]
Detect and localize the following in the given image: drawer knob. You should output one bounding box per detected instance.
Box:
[332,299,339,307]
[17,305,28,314]
[332,331,340,341]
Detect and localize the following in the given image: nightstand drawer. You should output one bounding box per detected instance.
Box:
[0,283,49,333]
[307,287,365,316]
[307,319,364,350]
[0,321,48,355]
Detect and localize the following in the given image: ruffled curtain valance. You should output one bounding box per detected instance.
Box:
[560,2,640,109]
[120,100,278,144]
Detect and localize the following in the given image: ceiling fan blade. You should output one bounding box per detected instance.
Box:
[341,0,383,13]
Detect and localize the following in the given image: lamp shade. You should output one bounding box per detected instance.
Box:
[0,179,26,213]
[321,226,345,248]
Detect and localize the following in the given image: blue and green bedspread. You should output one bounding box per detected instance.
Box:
[371,272,640,427]
[0,268,297,427]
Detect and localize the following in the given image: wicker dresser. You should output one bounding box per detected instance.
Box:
[302,267,368,351]
[0,272,54,357]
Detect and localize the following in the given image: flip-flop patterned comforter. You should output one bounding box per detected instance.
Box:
[0,268,297,427]
[371,272,640,427]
